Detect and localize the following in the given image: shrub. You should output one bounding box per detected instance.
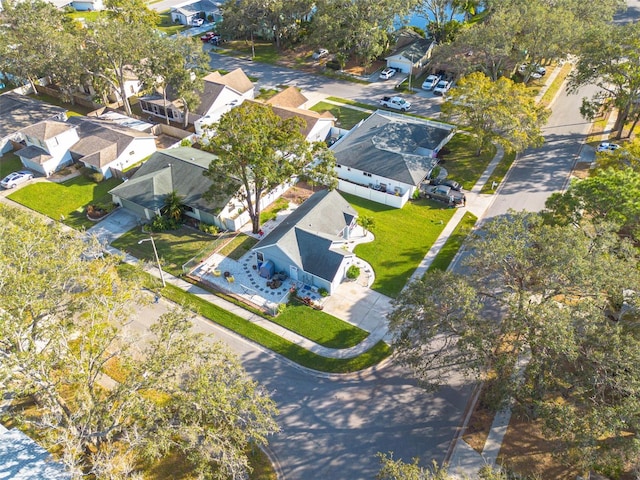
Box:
[198,222,219,235]
[276,303,287,315]
[150,215,180,232]
[318,287,328,297]
[180,138,192,147]
[412,189,421,200]
[80,166,104,183]
[346,265,360,280]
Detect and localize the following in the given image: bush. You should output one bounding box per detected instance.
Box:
[180,138,192,147]
[346,265,360,280]
[318,287,328,297]
[326,59,341,70]
[412,189,421,200]
[80,166,104,183]
[198,222,219,235]
[150,215,180,232]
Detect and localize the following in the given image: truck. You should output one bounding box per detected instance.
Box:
[379,96,411,111]
[421,184,466,207]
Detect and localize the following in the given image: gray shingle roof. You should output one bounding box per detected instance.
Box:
[253,189,356,281]
[19,120,74,140]
[109,147,236,213]
[0,93,66,139]
[16,145,52,164]
[331,110,452,185]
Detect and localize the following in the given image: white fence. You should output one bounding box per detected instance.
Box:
[338,179,408,208]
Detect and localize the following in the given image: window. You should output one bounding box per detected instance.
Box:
[363,172,372,177]
[184,205,195,213]
[256,252,264,263]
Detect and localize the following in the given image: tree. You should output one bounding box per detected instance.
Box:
[440,72,548,155]
[0,204,279,478]
[161,190,186,221]
[0,0,72,93]
[376,452,508,480]
[202,101,337,233]
[358,216,375,235]
[388,211,640,472]
[569,22,640,138]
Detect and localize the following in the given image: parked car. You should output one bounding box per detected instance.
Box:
[430,178,462,191]
[191,18,204,26]
[379,67,397,80]
[518,63,546,79]
[1,170,33,189]
[200,32,219,42]
[433,80,452,96]
[379,96,411,111]
[596,142,621,152]
[421,184,466,206]
[312,48,329,60]
[421,74,441,90]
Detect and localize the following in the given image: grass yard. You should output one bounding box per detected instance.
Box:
[0,152,23,178]
[326,96,378,111]
[344,194,457,298]
[217,233,258,260]
[260,197,290,224]
[112,227,219,277]
[427,211,477,272]
[438,135,497,190]
[310,101,373,130]
[157,11,189,36]
[275,299,369,349]
[481,150,517,194]
[28,92,92,117]
[7,176,121,230]
[220,41,279,64]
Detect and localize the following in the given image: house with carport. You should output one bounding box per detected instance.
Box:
[331,110,455,208]
[251,189,358,294]
[170,0,223,25]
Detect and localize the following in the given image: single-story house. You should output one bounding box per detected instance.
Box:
[109,147,245,230]
[72,0,104,11]
[67,116,157,179]
[140,69,254,131]
[0,92,67,155]
[170,0,223,25]
[331,110,456,208]
[0,425,70,479]
[265,86,309,110]
[251,189,358,294]
[17,120,78,177]
[385,32,435,75]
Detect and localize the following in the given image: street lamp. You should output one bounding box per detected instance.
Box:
[138,236,166,287]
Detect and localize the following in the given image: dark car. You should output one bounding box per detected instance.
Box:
[421,184,466,206]
[430,178,462,191]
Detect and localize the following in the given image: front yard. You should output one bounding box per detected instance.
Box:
[437,135,497,190]
[309,101,373,130]
[7,175,121,230]
[0,152,23,178]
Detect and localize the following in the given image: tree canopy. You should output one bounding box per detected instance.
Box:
[0,205,279,478]
[440,72,549,155]
[202,101,337,233]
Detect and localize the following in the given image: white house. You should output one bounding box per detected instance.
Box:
[331,110,456,208]
[67,116,157,179]
[170,0,223,25]
[72,0,104,11]
[17,120,78,177]
[385,34,435,75]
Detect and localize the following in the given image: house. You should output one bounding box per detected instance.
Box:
[385,32,435,75]
[109,147,246,230]
[67,116,157,179]
[170,0,223,25]
[140,69,254,131]
[251,189,358,294]
[16,120,78,177]
[331,110,456,208]
[0,92,67,155]
[72,0,104,11]
[0,426,71,479]
[265,86,309,109]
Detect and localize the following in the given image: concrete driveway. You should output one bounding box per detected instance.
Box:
[86,208,141,245]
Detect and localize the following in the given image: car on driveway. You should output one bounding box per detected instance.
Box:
[421,184,466,206]
[200,32,219,42]
[518,63,546,79]
[421,74,441,90]
[596,142,621,152]
[433,80,452,96]
[430,178,462,191]
[1,170,34,189]
[379,67,397,80]
[191,18,204,26]
[312,48,329,60]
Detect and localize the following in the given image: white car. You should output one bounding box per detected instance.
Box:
[1,170,33,189]
[421,74,441,90]
[191,18,204,26]
[519,63,546,79]
[379,67,397,80]
[312,48,329,60]
[433,80,452,96]
[596,142,621,152]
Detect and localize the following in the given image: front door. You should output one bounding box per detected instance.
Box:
[289,265,298,281]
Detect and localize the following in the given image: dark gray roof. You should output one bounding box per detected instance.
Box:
[67,116,154,168]
[17,145,52,164]
[390,38,434,61]
[0,428,70,479]
[331,110,453,185]
[253,189,356,282]
[109,147,236,213]
[0,93,66,139]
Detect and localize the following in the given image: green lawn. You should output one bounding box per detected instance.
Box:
[344,194,457,298]
[220,41,279,64]
[7,176,121,230]
[112,227,220,277]
[427,211,478,272]
[0,152,23,178]
[481,150,517,194]
[310,101,372,130]
[437,134,497,190]
[28,93,92,117]
[275,299,369,349]
[217,233,258,261]
[157,11,189,36]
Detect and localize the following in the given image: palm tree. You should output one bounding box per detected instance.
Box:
[357,216,375,235]
[162,191,185,221]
